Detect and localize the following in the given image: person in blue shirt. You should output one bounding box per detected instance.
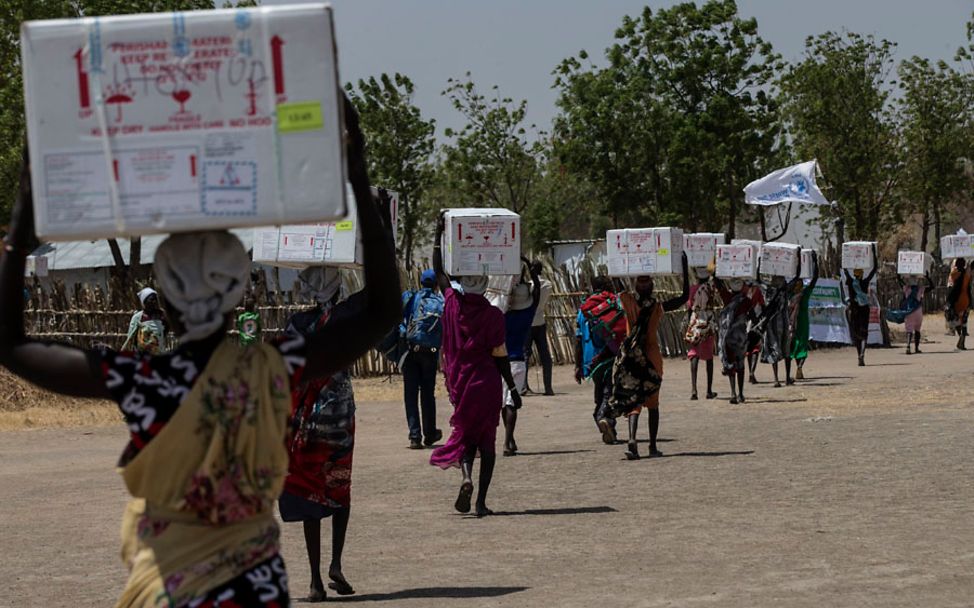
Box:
[401,270,445,449]
[574,276,617,444]
[501,261,541,456]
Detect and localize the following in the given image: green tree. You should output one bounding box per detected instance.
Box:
[439,73,541,216]
[553,0,785,237]
[897,57,973,253]
[345,73,436,269]
[779,32,899,242]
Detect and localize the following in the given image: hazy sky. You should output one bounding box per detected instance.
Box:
[266,0,974,139]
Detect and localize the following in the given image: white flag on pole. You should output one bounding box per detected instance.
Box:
[744,160,830,206]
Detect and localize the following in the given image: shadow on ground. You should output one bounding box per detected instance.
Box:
[514,449,595,457]
[666,450,754,458]
[487,506,617,517]
[331,586,530,603]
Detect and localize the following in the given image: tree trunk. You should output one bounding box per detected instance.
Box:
[933,200,943,250]
[919,205,930,253]
[759,208,767,241]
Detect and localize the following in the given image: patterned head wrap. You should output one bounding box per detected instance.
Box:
[154,231,249,343]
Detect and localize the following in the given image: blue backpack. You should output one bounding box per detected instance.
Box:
[403,289,444,349]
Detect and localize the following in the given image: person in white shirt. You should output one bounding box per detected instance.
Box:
[526,260,555,395]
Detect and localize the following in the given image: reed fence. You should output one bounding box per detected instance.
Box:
[26,253,950,377]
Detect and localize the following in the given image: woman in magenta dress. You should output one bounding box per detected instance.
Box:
[429,215,521,518]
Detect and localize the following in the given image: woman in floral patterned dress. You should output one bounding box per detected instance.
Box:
[0,101,400,607]
[609,254,689,461]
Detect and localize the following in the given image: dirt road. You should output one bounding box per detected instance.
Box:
[2,329,973,607]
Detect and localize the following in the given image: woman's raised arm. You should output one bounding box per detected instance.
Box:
[0,148,107,398]
[301,97,402,380]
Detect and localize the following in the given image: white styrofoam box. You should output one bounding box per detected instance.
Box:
[759,242,800,277]
[715,244,758,279]
[252,185,398,269]
[25,256,49,278]
[606,227,685,277]
[941,234,974,260]
[841,241,876,271]
[897,251,931,276]
[22,4,346,241]
[442,208,521,276]
[800,249,815,279]
[486,275,518,313]
[684,232,725,268]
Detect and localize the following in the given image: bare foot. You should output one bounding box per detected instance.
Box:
[328,569,355,596]
[306,583,327,603]
[475,504,494,518]
[455,480,473,513]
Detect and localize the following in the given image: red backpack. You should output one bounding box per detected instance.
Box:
[580,291,629,355]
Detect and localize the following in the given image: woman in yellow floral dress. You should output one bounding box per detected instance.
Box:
[0,100,400,607]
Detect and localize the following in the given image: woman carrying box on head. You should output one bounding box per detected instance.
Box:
[685,264,719,400]
[842,244,878,366]
[609,254,689,461]
[886,270,933,355]
[717,279,764,404]
[0,99,401,607]
[278,266,365,602]
[758,257,803,387]
[946,258,973,350]
[429,214,522,517]
[790,251,819,378]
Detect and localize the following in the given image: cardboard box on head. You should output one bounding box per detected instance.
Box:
[841,242,876,272]
[252,185,398,269]
[759,242,801,277]
[897,251,932,276]
[442,208,521,276]
[715,244,758,279]
[606,227,684,277]
[941,234,974,260]
[21,4,346,241]
[684,232,725,268]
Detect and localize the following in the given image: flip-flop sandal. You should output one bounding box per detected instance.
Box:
[454,480,473,513]
[328,575,355,596]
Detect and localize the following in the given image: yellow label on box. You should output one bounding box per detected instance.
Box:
[335,221,354,231]
[658,248,669,255]
[277,101,324,133]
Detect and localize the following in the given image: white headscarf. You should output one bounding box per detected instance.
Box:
[458,275,488,296]
[298,266,342,306]
[154,231,249,343]
[137,287,157,306]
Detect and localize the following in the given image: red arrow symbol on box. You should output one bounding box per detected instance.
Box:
[113,160,119,182]
[271,35,285,96]
[73,49,90,109]
[189,155,196,178]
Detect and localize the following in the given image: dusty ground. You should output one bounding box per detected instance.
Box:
[2,322,974,607]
